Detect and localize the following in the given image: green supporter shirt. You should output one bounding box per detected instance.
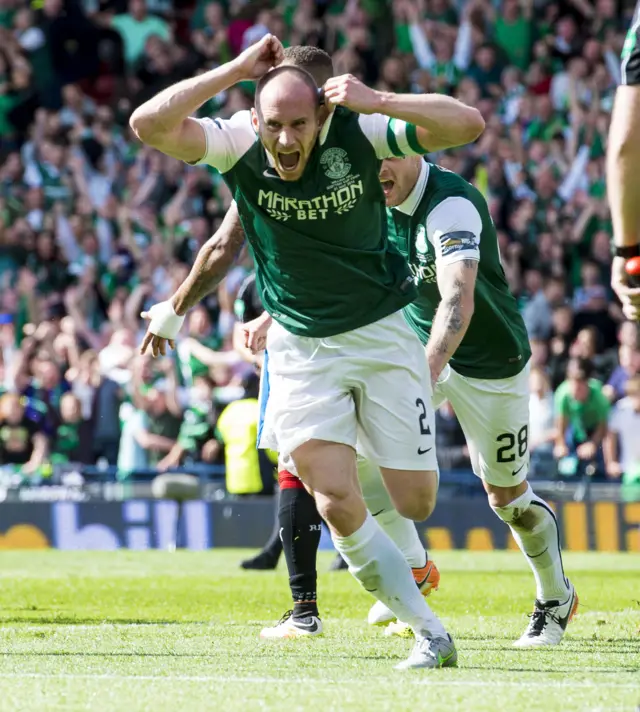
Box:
[494,16,533,70]
[387,161,531,379]
[110,14,171,65]
[50,422,82,463]
[178,403,215,455]
[194,107,429,337]
[554,379,609,442]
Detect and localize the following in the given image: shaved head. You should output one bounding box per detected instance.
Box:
[254,65,320,118]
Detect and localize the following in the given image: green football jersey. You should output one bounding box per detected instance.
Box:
[387,161,531,379]
[195,108,429,337]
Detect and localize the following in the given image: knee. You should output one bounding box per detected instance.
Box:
[488,482,533,526]
[314,485,355,523]
[395,485,437,522]
[487,489,514,511]
[486,481,528,510]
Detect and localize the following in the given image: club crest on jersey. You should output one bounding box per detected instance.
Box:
[415,225,428,255]
[320,148,351,180]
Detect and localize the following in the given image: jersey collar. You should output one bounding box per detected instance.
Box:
[318,111,333,145]
[393,161,430,216]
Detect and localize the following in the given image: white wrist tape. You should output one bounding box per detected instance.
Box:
[147,301,185,340]
[436,363,451,385]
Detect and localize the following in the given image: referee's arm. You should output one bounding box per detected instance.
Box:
[607,19,640,319]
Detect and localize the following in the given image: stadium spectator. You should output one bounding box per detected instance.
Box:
[49,391,85,464]
[0,392,47,474]
[529,366,557,478]
[216,373,275,496]
[604,375,640,481]
[132,364,182,468]
[110,0,171,67]
[157,374,220,471]
[603,321,640,402]
[554,358,610,480]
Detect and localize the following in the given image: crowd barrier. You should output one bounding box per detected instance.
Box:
[0,498,638,551]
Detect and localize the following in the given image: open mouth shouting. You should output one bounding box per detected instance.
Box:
[380,179,395,197]
[277,151,301,174]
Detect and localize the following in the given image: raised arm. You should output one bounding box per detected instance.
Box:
[323,74,485,152]
[129,34,284,164]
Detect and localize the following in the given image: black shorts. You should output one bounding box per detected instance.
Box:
[622,2,640,85]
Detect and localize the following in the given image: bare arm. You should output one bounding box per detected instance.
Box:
[324,75,485,151]
[129,35,283,163]
[135,429,176,452]
[608,85,640,246]
[162,364,182,419]
[589,422,607,449]
[140,205,245,357]
[184,338,241,367]
[554,414,569,456]
[157,442,186,471]
[171,203,245,316]
[383,93,485,150]
[603,428,622,477]
[22,433,48,474]
[608,85,640,319]
[163,182,189,228]
[571,201,596,244]
[117,207,143,262]
[233,311,272,360]
[426,259,477,383]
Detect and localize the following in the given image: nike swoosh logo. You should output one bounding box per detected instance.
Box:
[371,509,386,517]
[512,463,526,477]
[293,618,319,632]
[263,169,279,178]
[437,650,456,666]
[417,447,432,455]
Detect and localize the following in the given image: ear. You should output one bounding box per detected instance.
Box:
[251,108,260,133]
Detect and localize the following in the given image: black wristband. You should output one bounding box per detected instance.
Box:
[613,244,640,259]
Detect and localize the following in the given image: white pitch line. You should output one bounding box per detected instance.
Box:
[0,674,636,688]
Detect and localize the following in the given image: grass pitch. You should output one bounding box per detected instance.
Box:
[0,551,637,712]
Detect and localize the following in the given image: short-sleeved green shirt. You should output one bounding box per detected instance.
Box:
[387,162,531,379]
[554,379,610,441]
[195,107,430,337]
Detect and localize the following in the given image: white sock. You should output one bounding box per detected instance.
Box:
[492,485,570,603]
[332,513,446,638]
[357,456,427,569]
[376,510,427,569]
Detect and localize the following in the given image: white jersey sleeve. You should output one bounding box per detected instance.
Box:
[191,110,257,173]
[358,114,428,159]
[426,196,482,266]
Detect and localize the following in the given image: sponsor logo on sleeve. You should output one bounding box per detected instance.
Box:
[439,231,480,257]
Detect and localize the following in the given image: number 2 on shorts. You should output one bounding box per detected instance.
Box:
[496,425,528,463]
[415,398,432,435]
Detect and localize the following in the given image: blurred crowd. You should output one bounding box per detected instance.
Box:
[0,0,638,493]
